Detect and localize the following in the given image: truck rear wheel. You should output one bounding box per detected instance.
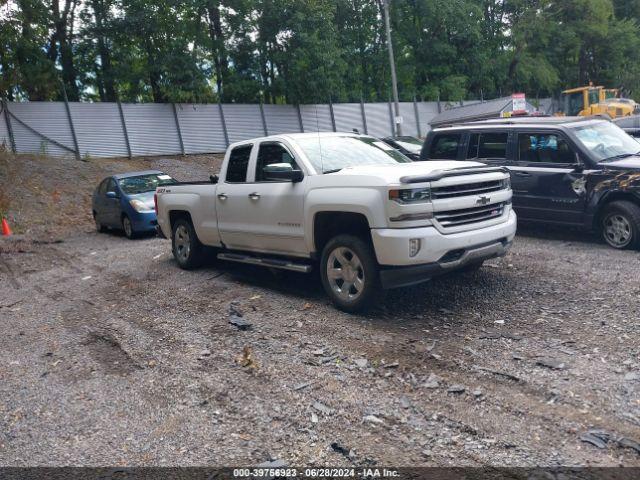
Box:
[172,218,205,269]
[600,201,640,250]
[320,234,381,313]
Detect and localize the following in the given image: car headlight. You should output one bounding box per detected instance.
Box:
[129,199,153,212]
[389,187,431,204]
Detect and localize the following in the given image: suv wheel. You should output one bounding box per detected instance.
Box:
[601,201,640,250]
[320,234,381,313]
[172,218,204,269]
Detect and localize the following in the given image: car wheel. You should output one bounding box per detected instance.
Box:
[171,217,204,269]
[93,211,106,233]
[320,234,381,313]
[601,201,640,250]
[122,215,136,239]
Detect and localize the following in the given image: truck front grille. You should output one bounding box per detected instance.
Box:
[431,180,504,199]
[435,202,506,228]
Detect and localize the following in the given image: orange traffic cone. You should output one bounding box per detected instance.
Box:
[1,217,12,236]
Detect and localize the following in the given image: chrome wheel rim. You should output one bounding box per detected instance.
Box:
[123,217,133,237]
[604,214,632,247]
[174,225,191,262]
[326,246,365,302]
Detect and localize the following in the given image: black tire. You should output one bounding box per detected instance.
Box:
[93,211,106,233]
[122,214,136,239]
[171,217,205,269]
[320,234,381,313]
[600,201,640,250]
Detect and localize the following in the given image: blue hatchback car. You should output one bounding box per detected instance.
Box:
[92,170,177,239]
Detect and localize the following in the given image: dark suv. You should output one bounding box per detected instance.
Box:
[420,117,640,249]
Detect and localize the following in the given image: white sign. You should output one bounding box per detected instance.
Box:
[394,116,404,124]
[512,93,526,113]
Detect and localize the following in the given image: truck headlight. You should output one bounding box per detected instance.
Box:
[129,199,153,213]
[389,187,431,204]
[502,176,511,190]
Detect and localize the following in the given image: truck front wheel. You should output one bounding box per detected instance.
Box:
[320,234,381,313]
[600,201,640,250]
[172,218,205,269]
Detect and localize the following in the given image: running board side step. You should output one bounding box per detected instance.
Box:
[217,252,312,273]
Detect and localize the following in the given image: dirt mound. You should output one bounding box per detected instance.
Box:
[0,150,221,238]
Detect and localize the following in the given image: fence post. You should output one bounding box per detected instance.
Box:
[413,96,421,137]
[328,98,336,132]
[172,103,185,155]
[117,99,132,159]
[218,101,229,148]
[61,82,81,160]
[297,104,304,133]
[259,102,268,136]
[387,97,395,137]
[360,98,368,135]
[437,95,442,114]
[1,99,16,154]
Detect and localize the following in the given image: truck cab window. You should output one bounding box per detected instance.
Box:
[429,134,461,160]
[255,143,299,182]
[518,133,574,164]
[226,145,252,182]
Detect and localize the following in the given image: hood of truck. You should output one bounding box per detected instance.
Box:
[328,160,486,185]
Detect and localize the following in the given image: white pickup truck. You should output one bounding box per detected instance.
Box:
[156,132,516,311]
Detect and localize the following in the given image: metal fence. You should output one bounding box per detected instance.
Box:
[0,98,552,159]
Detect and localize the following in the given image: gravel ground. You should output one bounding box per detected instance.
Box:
[1,153,640,467]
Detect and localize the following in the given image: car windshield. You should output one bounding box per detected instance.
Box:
[571,121,640,162]
[118,173,177,194]
[296,136,411,173]
[393,139,422,153]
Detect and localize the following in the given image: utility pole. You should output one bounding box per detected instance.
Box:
[384,0,402,136]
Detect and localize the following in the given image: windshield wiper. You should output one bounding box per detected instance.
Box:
[323,168,342,174]
[601,151,640,162]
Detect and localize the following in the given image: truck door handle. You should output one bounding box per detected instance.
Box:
[217,193,228,200]
[248,192,261,200]
[513,171,531,177]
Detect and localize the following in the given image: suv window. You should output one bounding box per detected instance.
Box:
[226,145,252,182]
[429,134,461,159]
[467,132,508,159]
[518,133,575,164]
[255,143,299,182]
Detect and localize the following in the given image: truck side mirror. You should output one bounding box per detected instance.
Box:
[263,163,304,183]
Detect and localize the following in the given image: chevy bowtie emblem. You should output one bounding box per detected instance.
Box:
[476,196,491,206]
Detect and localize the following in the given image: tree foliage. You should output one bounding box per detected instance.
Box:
[1,0,640,103]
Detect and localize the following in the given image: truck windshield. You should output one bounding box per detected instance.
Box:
[571,121,640,162]
[118,173,177,194]
[564,92,584,116]
[297,136,411,173]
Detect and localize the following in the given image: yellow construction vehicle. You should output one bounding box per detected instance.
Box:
[561,85,639,118]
